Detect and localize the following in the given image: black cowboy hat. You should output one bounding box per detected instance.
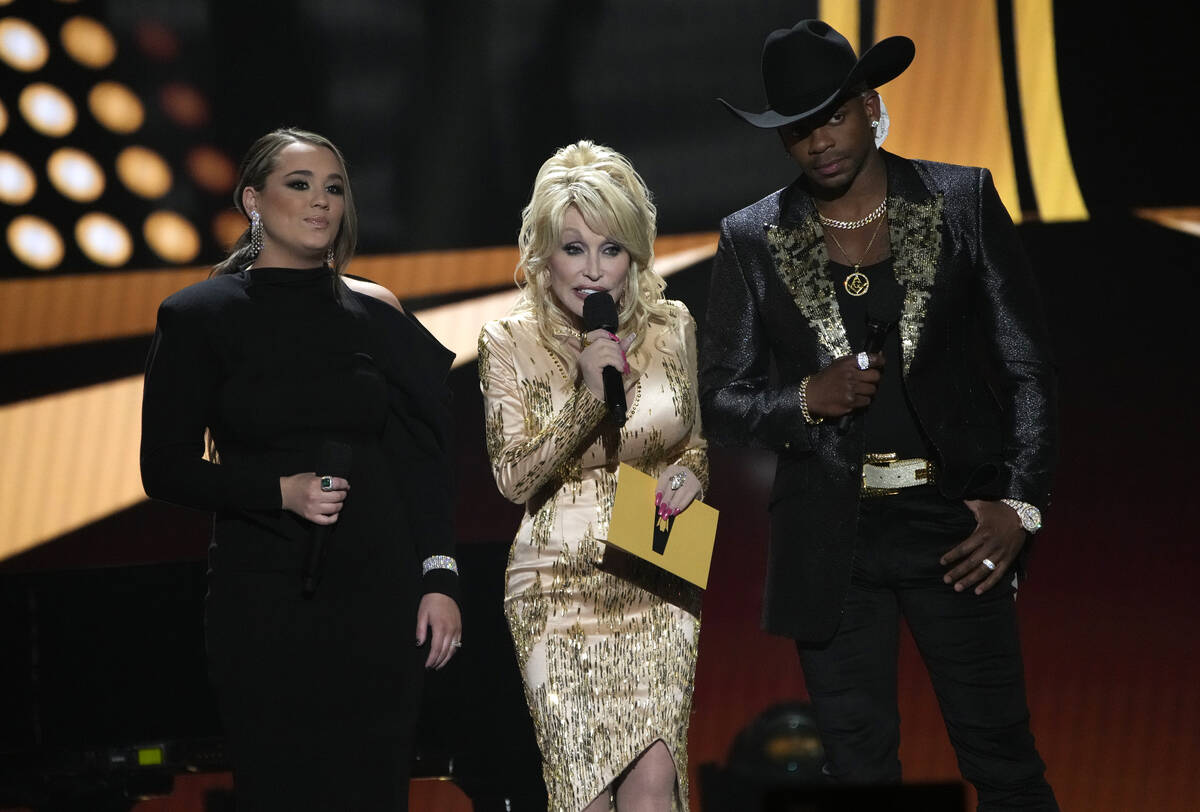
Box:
[720,19,914,129]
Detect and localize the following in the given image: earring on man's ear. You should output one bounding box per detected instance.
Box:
[249,210,264,257]
[872,98,891,148]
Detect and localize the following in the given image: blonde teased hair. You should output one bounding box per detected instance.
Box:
[513,140,675,363]
[212,127,358,277]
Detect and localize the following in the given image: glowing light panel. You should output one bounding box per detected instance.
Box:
[0,17,49,71]
[212,209,248,250]
[19,83,77,137]
[0,98,7,135]
[47,147,105,202]
[187,145,237,194]
[76,212,132,267]
[159,82,210,128]
[144,211,200,263]
[115,145,171,199]
[7,216,64,271]
[61,15,116,69]
[88,81,143,134]
[0,151,37,205]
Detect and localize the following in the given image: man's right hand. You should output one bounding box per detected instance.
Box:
[806,352,884,418]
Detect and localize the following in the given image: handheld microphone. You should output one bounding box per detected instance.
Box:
[302,439,353,597]
[582,292,627,427]
[836,285,903,434]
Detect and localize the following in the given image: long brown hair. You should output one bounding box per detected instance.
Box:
[212,127,358,276]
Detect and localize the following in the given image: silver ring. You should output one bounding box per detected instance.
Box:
[982,558,996,571]
[319,475,334,492]
[450,640,463,648]
[856,351,870,370]
[669,471,687,491]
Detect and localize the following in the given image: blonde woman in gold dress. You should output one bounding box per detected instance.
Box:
[478,141,707,812]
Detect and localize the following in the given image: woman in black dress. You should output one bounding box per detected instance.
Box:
[140,128,461,811]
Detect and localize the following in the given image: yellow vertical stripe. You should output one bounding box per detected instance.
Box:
[874,0,1024,222]
[1014,0,1088,221]
[819,0,861,54]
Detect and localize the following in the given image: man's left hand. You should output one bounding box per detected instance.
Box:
[940,500,1026,595]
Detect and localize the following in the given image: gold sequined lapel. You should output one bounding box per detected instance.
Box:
[887,193,944,375]
[765,220,852,359]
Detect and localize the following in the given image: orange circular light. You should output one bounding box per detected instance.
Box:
[115,145,172,199]
[134,20,178,61]
[61,16,117,69]
[159,82,209,128]
[88,81,144,134]
[19,83,77,137]
[186,145,237,195]
[7,215,64,271]
[75,212,133,267]
[212,209,248,251]
[0,151,37,205]
[47,147,105,202]
[0,18,49,72]
[144,211,201,264]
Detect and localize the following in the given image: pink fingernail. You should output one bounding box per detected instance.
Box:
[655,492,662,506]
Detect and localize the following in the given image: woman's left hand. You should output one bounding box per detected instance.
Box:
[655,464,702,520]
[415,592,462,669]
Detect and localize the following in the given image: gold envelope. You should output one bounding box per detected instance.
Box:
[605,463,719,589]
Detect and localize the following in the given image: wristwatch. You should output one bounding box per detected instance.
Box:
[1001,499,1042,534]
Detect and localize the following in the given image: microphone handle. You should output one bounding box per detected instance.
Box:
[303,440,352,597]
[836,322,892,434]
[602,364,627,427]
[302,530,327,596]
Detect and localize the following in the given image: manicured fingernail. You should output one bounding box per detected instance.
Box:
[655,492,662,505]
[624,362,630,374]
[607,331,619,341]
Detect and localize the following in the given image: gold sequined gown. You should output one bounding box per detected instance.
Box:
[478,302,708,812]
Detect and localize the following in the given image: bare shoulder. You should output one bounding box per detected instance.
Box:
[344,276,405,313]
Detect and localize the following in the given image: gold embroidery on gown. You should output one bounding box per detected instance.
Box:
[479,303,707,812]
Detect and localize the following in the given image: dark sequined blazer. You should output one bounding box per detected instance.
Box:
[699,151,1057,642]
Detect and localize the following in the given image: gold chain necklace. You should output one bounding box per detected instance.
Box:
[816,198,887,230]
[825,214,886,296]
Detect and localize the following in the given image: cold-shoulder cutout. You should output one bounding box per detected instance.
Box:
[343,276,405,314]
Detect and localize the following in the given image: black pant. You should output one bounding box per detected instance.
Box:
[796,488,1058,811]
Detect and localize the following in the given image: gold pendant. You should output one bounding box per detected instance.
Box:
[843,269,870,296]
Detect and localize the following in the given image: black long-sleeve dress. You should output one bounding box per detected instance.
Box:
[140,265,457,811]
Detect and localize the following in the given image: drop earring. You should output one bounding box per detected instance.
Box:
[249,210,264,257]
[325,247,335,268]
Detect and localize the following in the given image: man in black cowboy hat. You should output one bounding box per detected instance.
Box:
[699,19,1059,809]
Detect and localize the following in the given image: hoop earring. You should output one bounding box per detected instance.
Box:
[249,211,264,257]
